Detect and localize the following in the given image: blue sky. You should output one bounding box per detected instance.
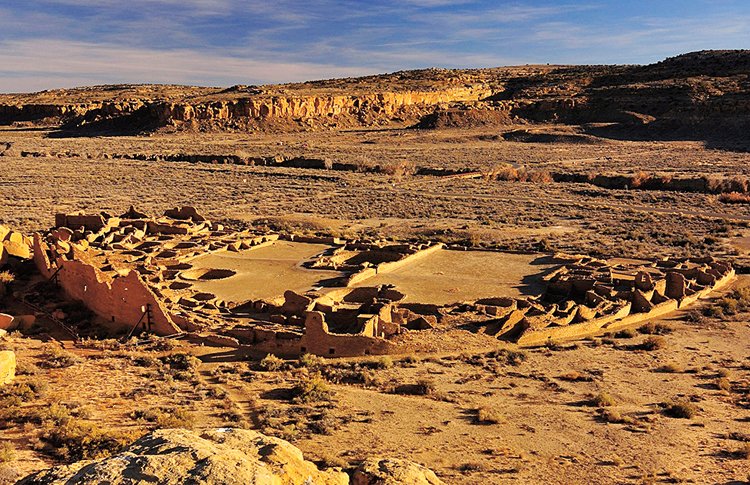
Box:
[0,0,748,92]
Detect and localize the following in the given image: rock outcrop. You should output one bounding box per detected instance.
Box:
[352,458,443,485]
[18,428,443,485]
[3,50,749,142]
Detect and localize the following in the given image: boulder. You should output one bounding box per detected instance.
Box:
[353,458,444,485]
[19,428,349,485]
[4,238,31,259]
[0,350,15,385]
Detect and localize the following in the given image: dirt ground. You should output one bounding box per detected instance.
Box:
[2,279,749,484]
[356,250,556,304]
[187,241,342,301]
[2,122,750,483]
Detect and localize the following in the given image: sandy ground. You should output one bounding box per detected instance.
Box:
[356,250,557,304]
[187,241,343,301]
[2,123,750,483]
[4,279,749,484]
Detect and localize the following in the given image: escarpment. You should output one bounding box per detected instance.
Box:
[0,50,748,140]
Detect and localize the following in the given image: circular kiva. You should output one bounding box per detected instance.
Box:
[179,268,236,281]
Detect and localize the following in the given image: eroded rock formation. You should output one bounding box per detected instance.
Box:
[18,428,443,485]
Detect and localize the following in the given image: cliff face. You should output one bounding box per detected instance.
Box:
[151,85,489,123]
[0,50,748,139]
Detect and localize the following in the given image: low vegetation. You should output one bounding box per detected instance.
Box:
[662,401,698,419]
[291,374,333,403]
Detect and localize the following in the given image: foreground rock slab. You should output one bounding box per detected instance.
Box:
[0,350,15,385]
[18,428,443,485]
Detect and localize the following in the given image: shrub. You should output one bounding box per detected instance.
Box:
[0,379,47,402]
[401,354,420,365]
[308,414,338,435]
[683,310,705,324]
[130,407,194,429]
[615,329,637,339]
[655,363,683,373]
[38,402,72,426]
[638,322,673,335]
[559,371,593,382]
[544,339,563,351]
[14,360,39,376]
[599,409,624,424]
[39,344,81,368]
[491,349,527,366]
[528,170,553,183]
[0,443,15,463]
[0,464,21,484]
[590,392,617,407]
[719,192,750,204]
[640,336,666,351]
[298,353,324,370]
[476,407,504,424]
[707,288,750,317]
[716,377,732,392]
[393,379,436,396]
[0,272,14,285]
[414,379,436,396]
[260,354,285,372]
[132,355,159,367]
[379,160,416,180]
[40,419,140,461]
[375,356,393,369]
[662,401,697,419]
[291,374,333,403]
[159,353,200,372]
[734,442,750,460]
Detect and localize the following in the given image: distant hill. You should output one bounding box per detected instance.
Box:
[0,50,748,146]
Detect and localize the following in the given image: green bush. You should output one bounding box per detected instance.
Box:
[291,374,333,403]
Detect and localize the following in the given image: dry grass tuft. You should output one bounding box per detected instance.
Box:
[590,392,617,407]
[662,401,697,419]
[475,407,505,424]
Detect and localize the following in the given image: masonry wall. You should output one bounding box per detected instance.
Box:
[34,235,181,336]
[299,312,394,357]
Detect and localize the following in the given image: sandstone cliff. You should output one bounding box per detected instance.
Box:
[0,50,748,142]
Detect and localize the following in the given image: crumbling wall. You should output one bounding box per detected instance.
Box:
[510,258,735,347]
[299,311,394,357]
[33,235,181,336]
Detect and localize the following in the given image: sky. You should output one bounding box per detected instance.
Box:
[0,0,748,92]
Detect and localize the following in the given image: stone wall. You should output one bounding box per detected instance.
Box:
[33,234,181,336]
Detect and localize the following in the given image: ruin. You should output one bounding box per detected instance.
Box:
[12,207,732,356]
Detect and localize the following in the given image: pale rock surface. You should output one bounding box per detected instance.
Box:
[352,458,444,485]
[0,350,16,385]
[18,428,442,485]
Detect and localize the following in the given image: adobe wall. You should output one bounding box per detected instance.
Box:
[34,235,181,336]
[515,266,735,347]
[344,243,445,287]
[299,311,394,357]
[516,302,633,346]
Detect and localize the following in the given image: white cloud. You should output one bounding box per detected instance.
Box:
[0,39,375,92]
